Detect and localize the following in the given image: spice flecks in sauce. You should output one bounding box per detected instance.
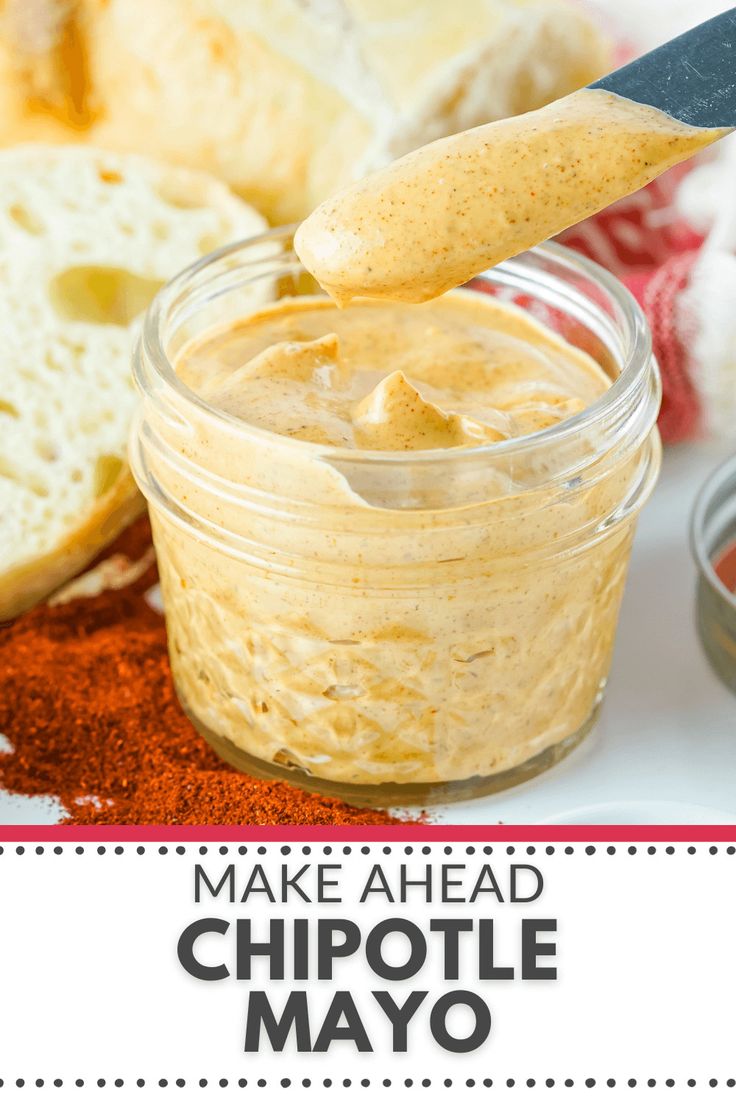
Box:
[160,287,632,789]
[182,293,607,451]
[295,88,724,305]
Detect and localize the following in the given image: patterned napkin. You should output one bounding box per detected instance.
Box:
[561,154,734,445]
[569,0,736,443]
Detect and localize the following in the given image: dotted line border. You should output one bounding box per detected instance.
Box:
[2,843,730,1093]
[0,845,734,857]
[1,1078,735,1090]
[3,844,729,1091]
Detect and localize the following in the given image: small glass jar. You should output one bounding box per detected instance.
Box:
[691,453,736,695]
[130,229,661,806]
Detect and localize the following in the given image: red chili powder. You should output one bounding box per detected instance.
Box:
[0,518,406,825]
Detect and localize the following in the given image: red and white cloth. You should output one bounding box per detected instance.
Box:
[560,172,706,444]
[561,0,736,444]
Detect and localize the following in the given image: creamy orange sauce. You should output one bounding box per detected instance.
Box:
[295,87,724,304]
[142,85,697,793]
[179,292,608,450]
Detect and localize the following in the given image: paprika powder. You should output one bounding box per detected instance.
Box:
[0,518,405,825]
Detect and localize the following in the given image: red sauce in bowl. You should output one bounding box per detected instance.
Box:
[714,541,736,594]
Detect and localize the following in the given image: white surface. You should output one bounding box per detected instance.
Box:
[0,441,734,826]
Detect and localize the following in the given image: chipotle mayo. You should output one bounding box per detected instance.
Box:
[181,294,607,448]
[163,289,632,790]
[294,88,724,304]
[138,84,689,796]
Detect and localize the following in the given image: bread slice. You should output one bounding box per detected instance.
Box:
[0,144,266,620]
[0,0,611,222]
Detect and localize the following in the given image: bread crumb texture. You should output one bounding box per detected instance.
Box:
[0,144,264,612]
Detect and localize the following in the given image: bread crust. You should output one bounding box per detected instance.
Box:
[0,468,144,622]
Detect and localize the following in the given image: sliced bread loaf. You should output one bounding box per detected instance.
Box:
[0,0,611,222]
[0,144,266,620]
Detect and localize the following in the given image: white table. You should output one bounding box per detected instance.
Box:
[2,441,734,826]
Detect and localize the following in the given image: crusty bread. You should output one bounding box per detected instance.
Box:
[0,144,266,620]
[0,0,611,222]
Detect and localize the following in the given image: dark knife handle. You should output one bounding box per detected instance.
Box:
[590,7,736,129]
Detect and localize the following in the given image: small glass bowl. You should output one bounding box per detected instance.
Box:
[691,453,736,694]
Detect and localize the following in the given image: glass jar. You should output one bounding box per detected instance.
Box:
[130,229,661,806]
[691,453,736,695]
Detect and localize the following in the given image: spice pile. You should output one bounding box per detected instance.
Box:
[0,518,402,825]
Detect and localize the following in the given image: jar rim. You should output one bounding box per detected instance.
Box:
[137,226,653,467]
[691,451,736,609]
